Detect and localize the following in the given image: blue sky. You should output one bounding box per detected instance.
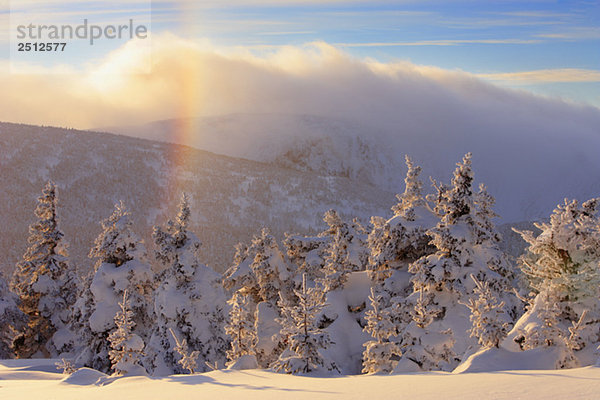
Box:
[147,0,600,105]
[157,0,593,105]
[2,0,599,119]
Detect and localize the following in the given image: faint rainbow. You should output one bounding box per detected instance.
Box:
[164,3,205,203]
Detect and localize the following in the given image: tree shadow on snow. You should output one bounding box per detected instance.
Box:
[491,370,599,381]
[163,373,339,394]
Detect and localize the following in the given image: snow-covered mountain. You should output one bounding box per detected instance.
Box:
[102,114,403,192]
[0,122,396,277]
[105,112,600,223]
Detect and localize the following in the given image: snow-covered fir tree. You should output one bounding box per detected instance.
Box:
[321,211,369,292]
[515,198,600,298]
[146,194,228,375]
[224,229,293,303]
[11,181,78,358]
[55,358,77,375]
[273,275,339,375]
[409,153,512,298]
[169,328,200,374]
[463,275,511,348]
[225,292,257,366]
[323,210,369,273]
[361,156,440,373]
[473,183,515,284]
[251,230,294,368]
[362,287,401,374]
[0,274,26,359]
[222,242,258,298]
[73,202,153,373]
[108,291,145,376]
[285,210,368,288]
[561,311,589,369]
[311,211,372,375]
[521,289,565,351]
[397,325,456,372]
[516,289,582,369]
[223,228,293,369]
[397,153,515,371]
[321,229,350,292]
[395,288,455,372]
[284,231,329,285]
[281,210,371,374]
[252,228,294,304]
[506,197,600,367]
[367,156,436,291]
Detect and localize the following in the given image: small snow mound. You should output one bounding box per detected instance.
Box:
[393,357,422,373]
[227,354,259,370]
[453,346,563,373]
[119,364,149,377]
[61,368,108,385]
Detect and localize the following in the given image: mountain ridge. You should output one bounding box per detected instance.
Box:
[0,121,397,277]
[103,112,600,224]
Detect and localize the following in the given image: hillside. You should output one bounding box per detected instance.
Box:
[0,122,395,277]
[106,112,600,223]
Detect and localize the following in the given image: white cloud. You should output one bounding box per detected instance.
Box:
[0,33,598,134]
[536,27,600,40]
[478,68,600,83]
[335,39,541,47]
[2,33,600,224]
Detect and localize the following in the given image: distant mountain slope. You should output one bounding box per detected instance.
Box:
[105,112,600,223]
[101,114,404,192]
[0,122,396,277]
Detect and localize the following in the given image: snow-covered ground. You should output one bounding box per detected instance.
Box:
[2,359,600,400]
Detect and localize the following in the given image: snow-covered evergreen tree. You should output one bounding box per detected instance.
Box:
[223,228,293,369]
[146,194,227,375]
[169,328,200,374]
[11,181,78,358]
[367,156,436,290]
[463,275,511,348]
[273,275,338,375]
[362,287,401,374]
[285,210,368,288]
[397,324,456,372]
[251,230,293,368]
[55,358,77,375]
[74,202,153,373]
[323,211,369,273]
[321,230,349,292]
[473,184,515,284]
[506,198,600,367]
[224,229,292,302]
[316,219,372,374]
[222,242,258,299]
[397,153,515,371]
[284,232,329,285]
[394,288,455,372]
[393,155,428,221]
[362,158,440,372]
[252,228,293,304]
[108,291,145,376]
[225,292,257,366]
[0,274,26,359]
[521,289,564,350]
[516,289,582,369]
[516,198,600,298]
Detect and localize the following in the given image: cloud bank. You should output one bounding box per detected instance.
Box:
[2,33,600,222]
[1,32,598,130]
[0,33,596,129]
